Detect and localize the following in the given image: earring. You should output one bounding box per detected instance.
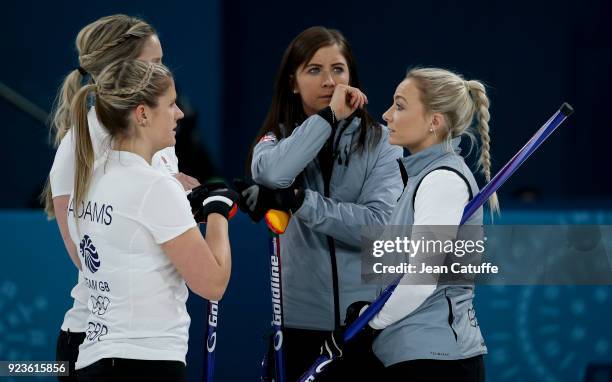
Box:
[429,128,434,133]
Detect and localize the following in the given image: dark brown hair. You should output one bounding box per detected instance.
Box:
[247,26,380,173]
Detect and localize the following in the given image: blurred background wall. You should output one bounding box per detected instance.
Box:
[1,0,611,380]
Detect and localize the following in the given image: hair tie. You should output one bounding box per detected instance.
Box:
[77,66,88,76]
[464,80,475,101]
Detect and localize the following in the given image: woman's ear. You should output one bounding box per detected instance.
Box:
[134,104,147,126]
[289,75,298,94]
[430,112,445,132]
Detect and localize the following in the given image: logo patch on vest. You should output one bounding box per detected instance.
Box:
[259,132,277,143]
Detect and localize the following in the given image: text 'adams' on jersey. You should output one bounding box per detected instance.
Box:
[69,199,113,226]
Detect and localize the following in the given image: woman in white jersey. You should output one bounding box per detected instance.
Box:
[67,59,236,381]
[43,15,199,380]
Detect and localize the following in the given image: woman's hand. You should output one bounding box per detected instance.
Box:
[174,172,200,191]
[329,84,368,120]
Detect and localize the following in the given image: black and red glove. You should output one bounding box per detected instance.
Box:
[233,179,304,223]
[187,181,239,223]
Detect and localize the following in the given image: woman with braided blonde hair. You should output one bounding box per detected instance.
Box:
[68,59,236,381]
[43,15,199,380]
[346,68,495,381]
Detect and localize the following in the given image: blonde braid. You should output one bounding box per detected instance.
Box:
[98,62,155,96]
[467,80,499,214]
[80,36,129,63]
[125,21,149,36]
[79,22,152,64]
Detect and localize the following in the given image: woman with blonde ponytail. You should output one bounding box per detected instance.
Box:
[44,15,199,380]
[347,68,496,381]
[67,60,236,381]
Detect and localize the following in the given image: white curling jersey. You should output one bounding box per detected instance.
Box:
[67,150,196,369]
[50,107,179,333]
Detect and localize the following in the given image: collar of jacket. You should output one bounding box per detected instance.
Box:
[339,116,361,136]
[397,137,463,182]
[279,116,361,138]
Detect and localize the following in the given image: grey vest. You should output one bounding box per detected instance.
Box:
[372,138,488,367]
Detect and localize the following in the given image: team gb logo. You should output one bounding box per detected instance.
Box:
[80,235,101,273]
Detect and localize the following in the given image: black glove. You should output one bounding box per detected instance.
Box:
[343,301,381,354]
[233,179,305,222]
[187,181,239,222]
[310,302,381,379]
[345,301,371,327]
[320,330,345,360]
[318,300,372,361]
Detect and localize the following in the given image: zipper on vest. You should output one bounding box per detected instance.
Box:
[325,208,341,328]
[445,292,458,341]
[325,163,341,329]
[321,122,344,329]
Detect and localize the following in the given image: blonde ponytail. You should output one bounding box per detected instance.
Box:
[52,69,85,144]
[41,180,55,219]
[70,84,97,220]
[467,80,499,214]
[42,69,85,219]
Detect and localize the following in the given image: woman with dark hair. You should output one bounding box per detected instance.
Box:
[243,26,403,380]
